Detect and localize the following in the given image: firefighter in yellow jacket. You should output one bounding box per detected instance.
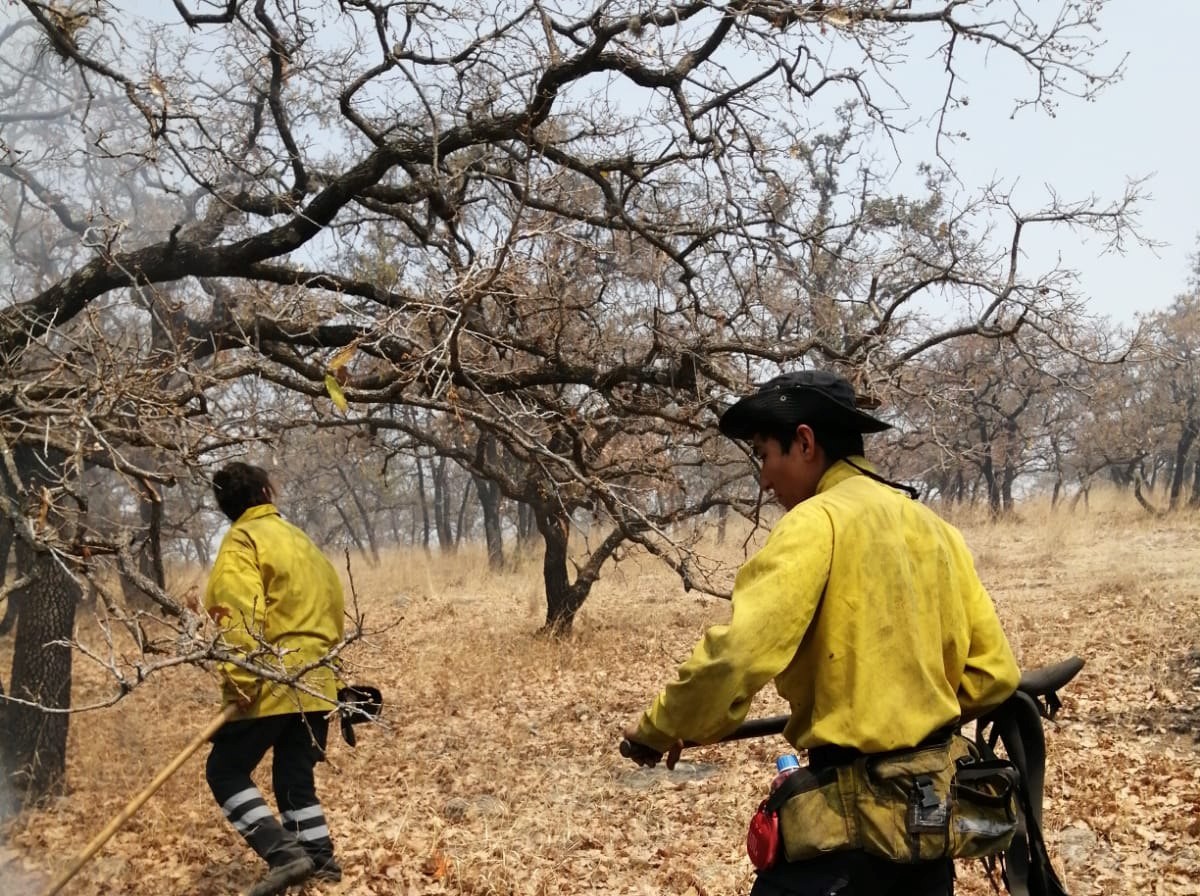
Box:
[204,462,344,896]
[622,371,1020,896]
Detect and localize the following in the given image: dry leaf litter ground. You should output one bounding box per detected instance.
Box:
[1,494,1199,895]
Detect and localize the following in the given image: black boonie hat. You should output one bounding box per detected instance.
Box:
[718,370,891,439]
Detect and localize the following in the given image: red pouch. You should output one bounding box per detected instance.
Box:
[746,800,781,870]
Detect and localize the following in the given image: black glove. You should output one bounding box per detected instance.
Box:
[337,685,383,747]
[619,737,664,766]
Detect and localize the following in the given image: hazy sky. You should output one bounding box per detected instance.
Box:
[911,0,1199,324]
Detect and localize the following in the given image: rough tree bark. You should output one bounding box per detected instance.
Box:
[0,447,84,808]
[536,502,585,634]
[2,540,80,807]
[118,481,166,613]
[0,515,15,636]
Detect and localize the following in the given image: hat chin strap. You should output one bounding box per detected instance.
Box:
[843,457,920,500]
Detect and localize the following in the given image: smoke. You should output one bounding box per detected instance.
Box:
[0,775,47,896]
[0,833,45,893]
[0,864,44,896]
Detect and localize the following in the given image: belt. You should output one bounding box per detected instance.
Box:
[807,724,957,771]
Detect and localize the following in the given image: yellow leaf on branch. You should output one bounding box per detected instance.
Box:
[324,374,348,412]
[328,343,357,371]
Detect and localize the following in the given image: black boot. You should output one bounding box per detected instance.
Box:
[311,856,342,882]
[246,850,314,896]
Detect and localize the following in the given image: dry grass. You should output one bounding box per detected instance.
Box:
[2,493,1199,895]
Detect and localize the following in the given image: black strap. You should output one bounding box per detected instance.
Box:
[765,766,836,813]
[976,691,1070,896]
[843,457,921,500]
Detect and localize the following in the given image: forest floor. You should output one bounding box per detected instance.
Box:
[2,496,1199,895]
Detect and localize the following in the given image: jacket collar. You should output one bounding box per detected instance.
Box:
[235,503,280,524]
[815,456,876,495]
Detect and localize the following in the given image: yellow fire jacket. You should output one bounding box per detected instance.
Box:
[204,504,345,718]
[636,459,1019,754]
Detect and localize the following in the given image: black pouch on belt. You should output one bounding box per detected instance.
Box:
[337,685,383,746]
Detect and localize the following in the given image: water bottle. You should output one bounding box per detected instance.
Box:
[769,753,800,793]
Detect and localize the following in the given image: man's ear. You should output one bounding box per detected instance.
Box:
[795,424,816,457]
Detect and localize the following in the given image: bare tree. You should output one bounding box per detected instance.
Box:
[0,0,1147,800]
[889,320,1127,513]
[1127,294,1200,510]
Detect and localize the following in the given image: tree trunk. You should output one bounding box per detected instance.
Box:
[980,454,1001,515]
[431,457,455,552]
[415,455,432,549]
[516,501,536,545]
[119,483,166,613]
[1001,461,1016,514]
[336,467,381,564]
[474,474,504,569]
[0,673,9,819]
[2,542,80,808]
[536,504,585,634]
[950,469,965,504]
[1,447,84,810]
[179,479,213,566]
[472,436,505,568]
[1189,449,1200,508]
[388,505,404,545]
[1168,425,1196,510]
[332,501,368,555]
[1069,478,1090,512]
[0,515,16,636]
[454,478,473,547]
[1131,463,1162,515]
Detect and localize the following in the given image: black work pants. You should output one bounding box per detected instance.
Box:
[206,712,335,869]
[750,850,953,896]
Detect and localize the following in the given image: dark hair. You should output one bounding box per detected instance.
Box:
[212,462,274,522]
[753,417,865,461]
